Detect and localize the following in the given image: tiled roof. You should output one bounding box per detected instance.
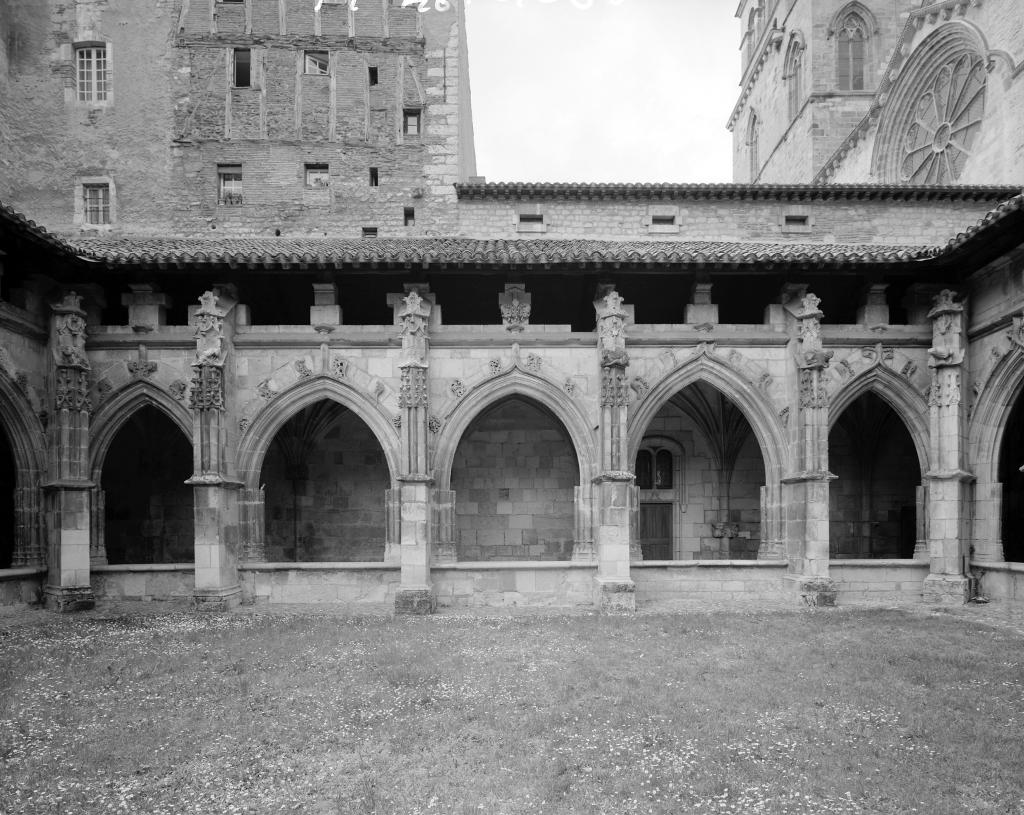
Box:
[67,236,931,268]
[0,201,83,259]
[932,192,1024,255]
[454,182,1020,202]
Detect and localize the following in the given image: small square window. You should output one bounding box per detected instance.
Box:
[304,51,329,75]
[362,227,378,238]
[404,207,415,227]
[305,163,330,189]
[369,167,379,187]
[516,211,546,233]
[76,45,109,103]
[519,213,543,225]
[83,183,110,225]
[218,165,243,205]
[785,215,809,227]
[651,215,676,226]
[368,66,378,86]
[233,49,251,88]
[403,109,421,137]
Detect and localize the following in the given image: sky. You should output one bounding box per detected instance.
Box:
[462,0,740,183]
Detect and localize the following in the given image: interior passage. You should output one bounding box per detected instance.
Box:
[829,392,919,559]
[0,426,15,568]
[101,406,193,564]
[999,391,1024,562]
[637,382,765,560]
[261,401,389,562]
[451,397,578,561]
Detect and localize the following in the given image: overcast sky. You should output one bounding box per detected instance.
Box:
[463,0,740,183]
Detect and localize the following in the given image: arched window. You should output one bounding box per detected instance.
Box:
[746,8,760,65]
[655,450,673,490]
[785,38,804,121]
[837,12,868,90]
[635,450,653,490]
[747,112,760,181]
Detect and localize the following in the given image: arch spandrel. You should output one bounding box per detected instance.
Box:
[432,369,598,491]
[89,380,193,476]
[626,352,787,479]
[235,375,400,489]
[828,365,931,477]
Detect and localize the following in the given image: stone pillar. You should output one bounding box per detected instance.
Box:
[593,288,636,611]
[857,283,889,328]
[121,284,170,332]
[11,485,44,567]
[239,486,265,562]
[310,282,341,328]
[187,291,242,610]
[685,281,719,326]
[43,292,95,611]
[89,485,106,566]
[431,489,457,564]
[499,283,531,332]
[393,288,437,614]
[923,290,971,603]
[782,292,836,606]
[571,482,596,561]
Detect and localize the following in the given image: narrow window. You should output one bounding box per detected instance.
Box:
[305,163,330,189]
[369,167,379,187]
[233,49,251,88]
[655,450,673,490]
[368,66,378,86]
[402,109,421,137]
[518,213,544,225]
[785,214,809,228]
[362,227,378,238]
[837,14,867,91]
[787,44,803,120]
[218,165,243,205]
[636,451,653,491]
[651,214,676,227]
[82,183,110,225]
[404,207,415,226]
[747,112,759,181]
[76,45,109,102]
[304,51,329,76]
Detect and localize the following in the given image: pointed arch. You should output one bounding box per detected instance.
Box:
[746,110,760,181]
[236,375,400,489]
[784,32,806,121]
[830,2,877,91]
[627,353,787,481]
[829,365,931,477]
[969,348,1024,486]
[0,374,45,484]
[89,380,193,476]
[433,369,597,491]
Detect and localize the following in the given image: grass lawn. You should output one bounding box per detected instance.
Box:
[1,606,1023,815]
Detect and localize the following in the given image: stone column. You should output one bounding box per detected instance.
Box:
[923,290,971,603]
[685,280,719,326]
[122,284,170,332]
[593,289,636,611]
[857,283,889,328]
[239,486,265,562]
[12,485,44,567]
[187,291,242,610]
[782,292,836,606]
[43,292,95,611]
[393,288,437,614]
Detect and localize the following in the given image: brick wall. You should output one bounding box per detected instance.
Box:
[451,398,578,561]
[261,406,390,562]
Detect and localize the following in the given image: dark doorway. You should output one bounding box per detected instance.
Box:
[0,426,15,568]
[998,393,1024,562]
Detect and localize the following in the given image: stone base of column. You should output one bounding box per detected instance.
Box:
[192,585,241,611]
[594,577,636,612]
[784,575,837,607]
[44,585,95,613]
[922,574,969,604]
[395,586,436,615]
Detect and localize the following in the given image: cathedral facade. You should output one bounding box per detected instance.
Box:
[0,0,1022,612]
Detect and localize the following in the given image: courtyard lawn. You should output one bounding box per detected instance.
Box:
[1,607,1022,815]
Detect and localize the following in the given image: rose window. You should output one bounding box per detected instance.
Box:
[900,53,986,184]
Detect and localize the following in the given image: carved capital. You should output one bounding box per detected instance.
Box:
[194,291,227,366]
[189,364,225,411]
[399,366,429,408]
[54,366,92,414]
[600,365,630,407]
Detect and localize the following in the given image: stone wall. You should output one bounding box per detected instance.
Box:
[261,406,390,562]
[451,398,578,561]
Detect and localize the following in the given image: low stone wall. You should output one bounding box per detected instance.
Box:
[830,560,928,603]
[974,561,1024,602]
[0,567,45,607]
[92,564,196,601]
[631,561,790,604]
[239,563,400,604]
[432,562,597,608]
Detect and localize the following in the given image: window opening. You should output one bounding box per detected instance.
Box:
[233,48,251,88]
[218,165,243,205]
[651,214,676,227]
[305,163,330,189]
[655,450,673,490]
[404,207,415,226]
[76,46,109,102]
[368,66,378,86]
[837,13,867,91]
[403,109,421,136]
[518,213,544,225]
[785,215,809,227]
[362,227,378,238]
[636,450,653,490]
[369,167,379,186]
[83,183,110,225]
[304,51,329,75]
